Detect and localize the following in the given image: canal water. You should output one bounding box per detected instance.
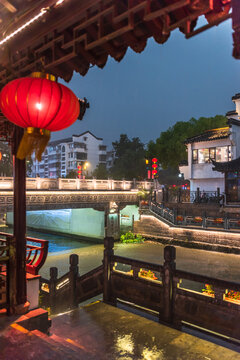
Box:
[2,225,240,290]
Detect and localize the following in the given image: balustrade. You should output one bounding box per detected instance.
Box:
[150,201,240,231]
[0,177,152,191]
[40,238,240,342]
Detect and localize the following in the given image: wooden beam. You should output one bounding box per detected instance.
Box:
[0,0,17,13]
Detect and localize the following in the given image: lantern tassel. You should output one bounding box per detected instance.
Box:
[17,127,51,161]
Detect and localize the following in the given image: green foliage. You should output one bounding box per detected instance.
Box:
[120,231,145,243]
[137,188,150,200]
[66,170,77,178]
[92,163,109,179]
[110,134,146,180]
[146,115,228,170]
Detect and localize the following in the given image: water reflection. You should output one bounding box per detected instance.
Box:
[0,226,98,253]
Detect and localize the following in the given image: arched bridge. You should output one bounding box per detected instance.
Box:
[0,178,152,211]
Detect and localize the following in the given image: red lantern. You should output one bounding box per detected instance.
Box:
[152,164,157,169]
[152,170,157,175]
[0,73,80,160]
[152,158,158,163]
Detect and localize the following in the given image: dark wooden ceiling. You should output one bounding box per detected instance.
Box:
[0,0,236,86]
[0,0,238,141]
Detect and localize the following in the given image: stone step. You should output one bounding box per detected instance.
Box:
[32,329,91,359]
[0,323,93,360]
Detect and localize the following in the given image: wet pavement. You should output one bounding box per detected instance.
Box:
[50,301,240,359]
[1,301,240,359]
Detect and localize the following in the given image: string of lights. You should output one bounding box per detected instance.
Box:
[0,0,67,47]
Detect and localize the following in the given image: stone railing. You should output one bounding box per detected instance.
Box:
[0,177,152,191]
[150,201,240,231]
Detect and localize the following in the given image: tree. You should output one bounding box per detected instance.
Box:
[146,115,227,170]
[66,170,77,178]
[92,164,109,179]
[110,134,146,180]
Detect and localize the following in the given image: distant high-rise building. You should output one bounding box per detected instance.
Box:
[31,131,107,178]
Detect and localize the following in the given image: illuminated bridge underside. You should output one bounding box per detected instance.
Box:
[0,190,139,211]
[0,0,237,87]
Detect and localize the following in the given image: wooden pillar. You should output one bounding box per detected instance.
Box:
[103,237,115,305]
[13,127,27,307]
[69,254,79,309]
[162,246,176,324]
[49,267,58,314]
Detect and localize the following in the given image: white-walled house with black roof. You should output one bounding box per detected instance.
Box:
[31,131,107,178]
[179,93,240,198]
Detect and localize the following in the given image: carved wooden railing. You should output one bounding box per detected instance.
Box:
[26,237,48,275]
[39,237,240,342]
[0,232,48,275]
[0,234,10,311]
[40,255,104,314]
[104,238,240,342]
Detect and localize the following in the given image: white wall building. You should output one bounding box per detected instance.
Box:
[180,93,240,193]
[31,131,107,178]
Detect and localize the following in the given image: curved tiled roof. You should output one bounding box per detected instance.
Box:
[212,157,240,173]
[184,127,230,144]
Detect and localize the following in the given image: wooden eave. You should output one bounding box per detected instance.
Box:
[0,0,237,140]
[0,0,235,86]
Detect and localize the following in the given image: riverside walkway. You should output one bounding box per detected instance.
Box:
[1,301,240,360]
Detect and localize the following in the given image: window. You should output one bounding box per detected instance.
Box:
[192,150,198,164]
[216,146,228,162]
[62,146,65,152]
[84,137,87,141]
[99,155,107,162]
[99,145,107,151]
[76,152,87,160]
[209,148,216,161]
[192,146,231,164]
[198,148,210,163]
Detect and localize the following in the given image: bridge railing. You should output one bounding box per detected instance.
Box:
[0,177,153,191]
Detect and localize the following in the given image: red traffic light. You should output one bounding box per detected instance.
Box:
[152,158,158,163]
[152,170,157,175]
[152,164,157,169]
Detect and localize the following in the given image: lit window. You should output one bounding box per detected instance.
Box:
[198,149,210,163]
[216,146,228,162]
[209,148,216,161]
[192,150,198,164]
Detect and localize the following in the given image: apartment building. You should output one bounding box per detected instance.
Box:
[31,131,107,178]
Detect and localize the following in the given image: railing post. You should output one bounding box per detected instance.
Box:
[8,235,16,314]
[49,267,58,313]
[162,246,176,324]
[202,211,207,228]
[103,237,115,305]
[177,188,181,203]
[58,178,62,190]
[162,188,165,203]
[224,213,229,230]
[69,254,79,309]
[173,209,177,224]
[196,187,200,203]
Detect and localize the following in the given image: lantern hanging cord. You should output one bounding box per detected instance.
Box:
[0,0,67,47]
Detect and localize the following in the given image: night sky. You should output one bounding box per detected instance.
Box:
[54,18,240,148]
